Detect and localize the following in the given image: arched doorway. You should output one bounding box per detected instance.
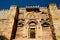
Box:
[28,20,37,39]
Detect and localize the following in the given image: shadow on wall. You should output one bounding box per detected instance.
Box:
[0,35,8,40]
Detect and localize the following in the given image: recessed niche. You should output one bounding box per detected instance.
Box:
[42,12,46,14]
[30,28,35,38]
[41,22,50,27]
[18,23,24,27]
[26,8,40,12]
[0,35,8,40]
[29,21,36,26]
[41,19,44,20]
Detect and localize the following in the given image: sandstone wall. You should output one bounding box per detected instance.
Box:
[48,4,60,40]
[0,5,18,40]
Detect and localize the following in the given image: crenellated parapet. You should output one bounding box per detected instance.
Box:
[0,9,9,19]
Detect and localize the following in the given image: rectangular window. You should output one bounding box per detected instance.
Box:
[29,28,35,38]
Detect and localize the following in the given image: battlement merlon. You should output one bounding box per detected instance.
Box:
[26,6,40,8]
[47,3,57,10]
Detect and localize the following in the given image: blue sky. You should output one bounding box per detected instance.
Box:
[0,0,60,9]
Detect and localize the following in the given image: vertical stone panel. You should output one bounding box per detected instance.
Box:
[48,4,58,40]
[4,5,18,40]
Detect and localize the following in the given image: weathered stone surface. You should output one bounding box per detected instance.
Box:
[0,4,60,40]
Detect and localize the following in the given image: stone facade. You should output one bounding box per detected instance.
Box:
[0,4,60,40]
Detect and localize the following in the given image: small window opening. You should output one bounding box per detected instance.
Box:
[41,19,44,20]
[42,22,50,27]
[42,12,46,14]
[18,23,24,27]
[29,21,36,26]
[46,18,49,21]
